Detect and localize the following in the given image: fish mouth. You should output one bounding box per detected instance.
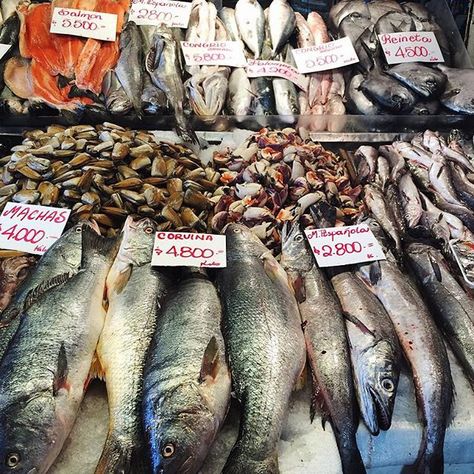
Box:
[369,386,392,432]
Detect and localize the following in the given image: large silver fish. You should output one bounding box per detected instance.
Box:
[143,269,231,474]
[235,0,265,58]
[217,223,305,473]
[268,0,295,56]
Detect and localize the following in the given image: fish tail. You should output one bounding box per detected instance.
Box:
[223,444,279,474]
[337,439,366,474]
[95,434,147,474]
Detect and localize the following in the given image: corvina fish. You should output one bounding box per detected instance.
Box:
[386,63,446,98]
[227,67,252,117]
[331,271,401,436]
[115,21,144,115]
[0,256,34,313]
[95,218,171,474]
[218,223,305,474]
[143,269,231,474]
[146,25,197,144]
[360,68,416,113]
[356,219,453,474]
[439,66,474,114]
[0,221,96,362]
[0,228,118,474]
[399,172,423,228]
[364,184,403,256]
[407,242,474,390]
[235,0,265,58]
[268,0,295,56]
[281,222,365,474]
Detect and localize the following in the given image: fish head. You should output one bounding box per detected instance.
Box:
[223,222,268,260]
[356,339,399,435]
[0,393,63,474]
[118,216,157,266]
[280,220,313,273]
[387,85,416,113]
[145,385,218,474]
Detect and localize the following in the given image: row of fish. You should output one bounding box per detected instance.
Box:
[332,0,474,115]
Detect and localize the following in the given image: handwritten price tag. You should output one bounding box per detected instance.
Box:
[292,37,359,74]
[50,7,118,42]
[181,41,247,67]
[152,231,227,268]
[246,59,309,91]
[0,44,11,61]
[129,0,192,28]
[304,224,385,267]
[0,203,71,255]
[379,32,444,64]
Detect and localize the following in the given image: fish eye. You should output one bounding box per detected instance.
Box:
[75,226,82,233]
[162,443,175,458]
[5,452,20,468]
[295,234,304,242]
[392,95,402,103]
[144,226,154,234]
[381,378,395,392]
[232,227,241,234]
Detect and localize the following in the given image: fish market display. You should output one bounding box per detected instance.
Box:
[143,267,231,473]
[217,223,306,473]
[95,217,171,473]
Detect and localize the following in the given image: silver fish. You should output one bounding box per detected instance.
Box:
[218,7,241,42]
[273,77,299,117]
[439,65,474,114]
[399,172,423,228]
[268,0,295,56]
[235,0,265,58]
[227,67,253,117]
[102,71,133,116]
[378,144,405,182]
[348,74,384,116]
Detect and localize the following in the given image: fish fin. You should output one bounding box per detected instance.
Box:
[200,336,220,383]
[342,311,375,336]
[23,272,74,314]
[53,343,70,396]
[294,364,307,391]
[369,261,382,285]
[261,252,292,290]
[114,264,133,295]
[428,255,443,282]
[309,371,330,426]
[95,433,148,474]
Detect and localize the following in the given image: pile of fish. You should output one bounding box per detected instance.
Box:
[210,127,364,251]
[333,0,474,115]
[0,123,219,237]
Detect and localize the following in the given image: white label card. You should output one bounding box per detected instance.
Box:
[50,7,118,42]
[152,231,227,268]
[129,0,192,28]
[304,224,386,267]
[0,203,71,255]
[181,41,247,67]
[378,32,444,64]
[292,37,359,74]
[246,59,309,91]
[0,44,11,61]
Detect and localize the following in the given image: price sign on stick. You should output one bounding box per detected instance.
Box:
[246,59,309,91]
[129,0,192,28]
[0,203,71,255]
[181,41,247,67]
[304,224,385,267]
[292,37,359,74]
[152,231,227,268]
[378,32,444,64]
[50,7,118,42]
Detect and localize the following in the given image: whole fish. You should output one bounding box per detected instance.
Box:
[0,256,35,313]
[273,77,299,116]
[375,156,390,190]
[356,221,453,474]
[393,141,437,169]
[146,25,197,144]
[227,67,252,116]
[433,192,474,233]
[102,70,133,116]
[348,74,383,115]
[419,193,451,245]
[354,145,378,184]
[268,0,295,56]
[428,159,464,207]
[251,76,277,115]
[439,66,474,114]
[399,172,423,228]
[438,135,474,172]
[364,184,403,256]
[295,11,314,48]
[217,223,305,473]
[331,271,401,436]
[235,0,264,58]
[0,228,118,474]
[379,144,405,182]
[360,69,416,113]
[0,221,96,362]
[95,218,171,474]
[142,74,169,115]
[407,242,474,390]
[115,21,144,115]
[143,269,231,474]
[450,163,474,211]
[386,63,446,98]
[281,222,365,474]
[218,7,241,42]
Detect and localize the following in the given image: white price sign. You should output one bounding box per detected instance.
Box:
[152,231,227,268]
[0,44,11,61]
[292,37,359,74]
[50,7,118,42]
[0,203,71,255]
[246,59,309,91]
[181,41,247,67]
[379,32,444,64]
[304,224,385,267]
[129,0,192,28]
